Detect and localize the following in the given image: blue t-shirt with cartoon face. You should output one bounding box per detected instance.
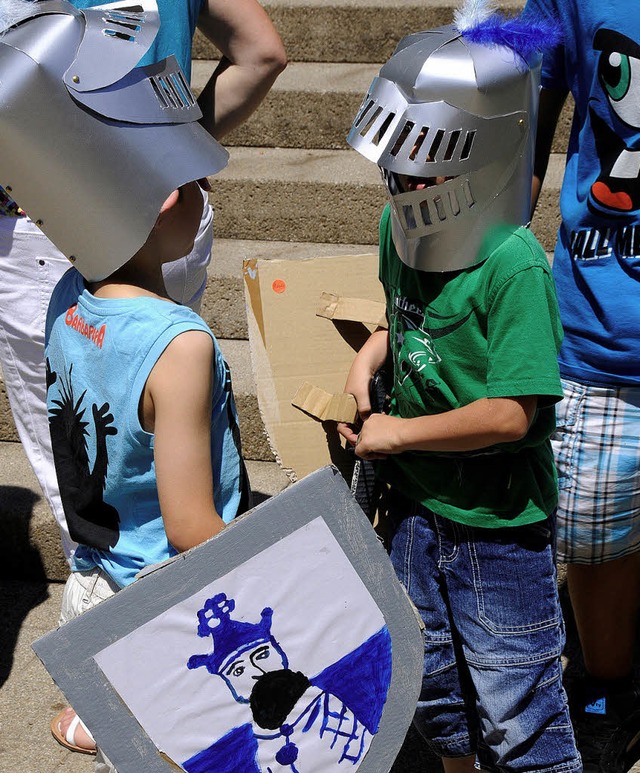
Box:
[524,0,640,385]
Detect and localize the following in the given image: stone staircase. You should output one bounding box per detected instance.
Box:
[0,0,572,582]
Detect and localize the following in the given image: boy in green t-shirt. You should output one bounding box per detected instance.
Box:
[338,4,580,772]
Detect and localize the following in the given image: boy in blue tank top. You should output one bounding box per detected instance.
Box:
[0,4,251,769]
[46,179,251,773]
[46,178,251,592]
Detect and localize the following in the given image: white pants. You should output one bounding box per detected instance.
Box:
[59,569,120,773]
[0,196,214,563]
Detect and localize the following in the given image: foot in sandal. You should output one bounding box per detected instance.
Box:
[51,707,96,755]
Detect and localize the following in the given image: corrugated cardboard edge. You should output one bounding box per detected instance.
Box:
[242,259,266,345]
[292,382,358,424]
[243,259,298,483]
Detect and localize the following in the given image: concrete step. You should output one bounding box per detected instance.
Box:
[0,440,290,583]
[204,237,375,339]
[195,60,575,153]
[194,61,379,150]
[209,148,564,251]
[193,0,525,65]
[209,146,384,244]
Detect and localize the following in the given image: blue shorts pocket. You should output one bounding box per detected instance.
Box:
[466,523,562,665]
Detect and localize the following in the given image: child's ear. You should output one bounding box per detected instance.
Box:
[159,189,180,215]
[154,189,181,230]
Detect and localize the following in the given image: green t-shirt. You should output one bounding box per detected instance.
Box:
[379,206,564,528]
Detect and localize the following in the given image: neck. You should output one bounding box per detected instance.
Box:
[88,249,172,301]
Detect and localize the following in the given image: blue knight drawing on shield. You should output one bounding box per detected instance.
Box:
[184,592,392,773]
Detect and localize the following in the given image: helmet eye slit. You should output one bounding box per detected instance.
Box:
[354,98,375,128]
[426,129,445,162]
[409,127,428,160]
[461,130,476,160]
[391,121,416,157]
[444,130,461,161]
[372,112,396,147]
[359,105,383,136]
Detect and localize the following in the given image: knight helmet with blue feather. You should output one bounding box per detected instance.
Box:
[348,0,561,273]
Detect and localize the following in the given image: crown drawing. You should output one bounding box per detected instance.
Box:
[187,593,274,675]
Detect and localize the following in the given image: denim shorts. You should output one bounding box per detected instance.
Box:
[388,495,580,772]
[552,377,640,564]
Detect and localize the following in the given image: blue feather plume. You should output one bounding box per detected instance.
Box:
[459,12,562,61]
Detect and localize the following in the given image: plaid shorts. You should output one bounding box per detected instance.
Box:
[552,378,640,564]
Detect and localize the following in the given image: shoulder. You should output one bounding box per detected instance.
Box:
[139,307,215,389]
[147,329,215,405]
[158,327,214,369]
[166,327,213,352]
[476,227,554,305]
[482,226,551,280]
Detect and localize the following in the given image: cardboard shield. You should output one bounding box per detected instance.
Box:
[33,466,423,773]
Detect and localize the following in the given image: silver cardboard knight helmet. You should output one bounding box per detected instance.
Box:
[0,0,229,281]
[347,0,556,272]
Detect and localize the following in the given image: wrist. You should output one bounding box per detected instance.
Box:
[388,415,408,454]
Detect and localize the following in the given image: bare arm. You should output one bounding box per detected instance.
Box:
[531,86,569,213]
[352,395,538,460]
[197,0,287,139]
[145,330,225,552]
[336,328,390,446]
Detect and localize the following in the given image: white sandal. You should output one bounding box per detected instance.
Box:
[50,708,96,755]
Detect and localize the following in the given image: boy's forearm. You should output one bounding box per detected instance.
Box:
[400,397,535,451]
[357,396,538,458]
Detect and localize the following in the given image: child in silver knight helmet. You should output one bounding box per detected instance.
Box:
[0,4,252,771]
[338,1,581,771]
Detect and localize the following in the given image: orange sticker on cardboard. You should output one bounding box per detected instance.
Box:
[272,279,286,294]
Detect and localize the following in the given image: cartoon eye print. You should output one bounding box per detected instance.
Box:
[601,50,632,101]
[596,31,640,128]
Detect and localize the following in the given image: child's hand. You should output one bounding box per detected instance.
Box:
[354,413,404,460]
[336,364,374,447]
[337,327,390,449]
[337,418,360,447]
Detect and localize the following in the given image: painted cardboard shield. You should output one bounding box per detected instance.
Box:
[33,466,423,773]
